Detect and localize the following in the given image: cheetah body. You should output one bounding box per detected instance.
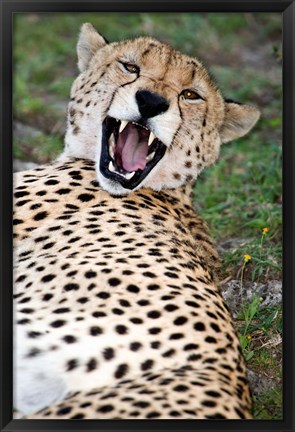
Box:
[13,24,260,419]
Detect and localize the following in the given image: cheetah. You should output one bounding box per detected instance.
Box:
[13,23,260,419]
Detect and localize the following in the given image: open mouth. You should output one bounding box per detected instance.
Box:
[100,116,167,190]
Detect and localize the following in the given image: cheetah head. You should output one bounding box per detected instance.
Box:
[63,23,260,195]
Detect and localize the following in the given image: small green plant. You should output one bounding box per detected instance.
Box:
[239,295,262,361]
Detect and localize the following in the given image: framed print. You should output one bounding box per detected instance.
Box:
[0,1,294,432]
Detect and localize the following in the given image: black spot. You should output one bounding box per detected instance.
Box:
[205,390,221,398]
[169,333,184,340]
[184,343,199,351]
[210,323,221,332]
[71,413,85,419]
[169,410,181,417]
[127,284,140,293]
[202,400,217,407]
[53,307,70,314]
[114,363,129,379]
[57,406,72,415]
[173,385,189,392]
[147,310,161,319]
[85,270,97,278]
[119,299,130,307]
[186,300,200,308]
[90,326,103,336]
[15,274,27,282]
[19,308,34,314]
[34,236,50,243]
[17,318,31,325]
[97,404,114,413]
[146,411,161,418]
[14,191,29,198]
[42,293,53,301]
[115,325,128,334]
[164,304,179,312]
[92,311,106,318]
[112,308,124,315]
[205,336,217,343]
[86,358,97,372]
[147,284,160,291]
[151,341,161,349]
[50,320,66,328]
[162,349,175,358]
[96,291,110,299]
[103,347,115,360]
[108,277,121,286]
[148,327,161,335]
[63,335,77,343]
[194,322,206,331]
[56,188,71,195]
[130,342,142,351]
[64,283,79,291]
[142,272,156,278]
[41,274,56,283]
[66,359,78,371]
[141,359,154,371]
[138,299,150,306]
[206,413,227,419]
[33,211,49,221]
[77,193,95,202]
[27,331,42,339]
[45,179,59,185]
[174,316,188,325]
[13,219,24,225]
[35,190,47,196]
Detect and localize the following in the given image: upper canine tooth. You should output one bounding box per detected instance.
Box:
[148,131,156,146]
[119,120,128,134]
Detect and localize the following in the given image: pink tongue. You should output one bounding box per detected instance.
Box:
[117,125,148,172]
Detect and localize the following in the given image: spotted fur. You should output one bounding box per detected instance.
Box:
[13,24,260,419]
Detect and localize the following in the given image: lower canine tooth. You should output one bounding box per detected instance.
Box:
[147,151,155,161]
[109,161,116,172]
[148,132,156,146]
[125,171,135,180]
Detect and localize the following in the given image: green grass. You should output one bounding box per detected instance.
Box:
[13,12,282,420]
[253,385,282,419]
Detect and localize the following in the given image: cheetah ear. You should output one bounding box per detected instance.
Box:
[77,23,108,72]
[220,100,260,144]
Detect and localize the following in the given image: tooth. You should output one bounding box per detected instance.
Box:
[148,132,156,146]
[125,171,135,180]
[147,151,155,161]
[119,120,128,134]
[109,133,115,144]
[108,161,116,172]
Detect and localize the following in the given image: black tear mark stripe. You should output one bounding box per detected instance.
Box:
[120,77,139,88]
[104,76,139,119]
[202,107,208,128]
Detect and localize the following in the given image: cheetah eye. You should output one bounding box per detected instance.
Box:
[121,62,140,74]
[181,89,203,102]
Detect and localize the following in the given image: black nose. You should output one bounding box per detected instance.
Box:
[136,90,169,119]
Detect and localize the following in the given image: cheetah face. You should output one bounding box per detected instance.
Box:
[63,23,260,195]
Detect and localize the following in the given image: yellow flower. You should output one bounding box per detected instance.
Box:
[244,254,251,262]
[262,227,269,234]
[246,334,251,340]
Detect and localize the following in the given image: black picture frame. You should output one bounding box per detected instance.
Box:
[0,1,294,432]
